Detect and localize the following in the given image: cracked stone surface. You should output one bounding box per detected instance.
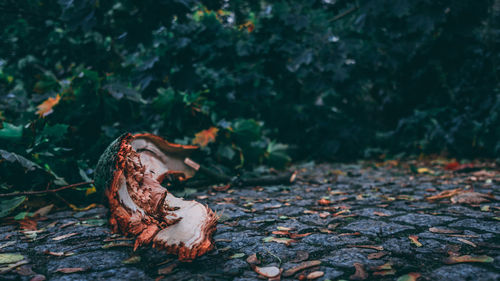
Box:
[1,161,499,280]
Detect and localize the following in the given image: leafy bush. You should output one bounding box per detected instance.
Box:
[0,0,498,208]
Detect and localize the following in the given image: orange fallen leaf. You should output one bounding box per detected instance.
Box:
[444,255,493,264]
[373,211,390,217]
[318,198,332,206]
[408,235,422,247]
[55,267,86,274]
[426,188,462,200]
[350,262,368,280]
[36,94,61,117]
[192,127,218,147]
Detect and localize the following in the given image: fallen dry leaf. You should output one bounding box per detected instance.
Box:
[158,263,177,275]
[254,266,281,278]
[55,267,86,274]
[450,191,493,204]
[192,127,218,147]
[444,255,493,264]
[246,253,260,265]
[347,245,384,251]
[409,235,422,247]
[306,271,324,280]
[373,211,390,217]
[44,250,74,257]
[19,218,37,231]
[262,236,297,246]
[396,272,421,281]
[426,188,462,200]
[350,262,368,280]
[317,198,332,205]
[36,94,61,117]
[429,227,460,234]
[32,204,54,217]
[52,233,79,241]
[456,238,477,247]
[283,260,321,277]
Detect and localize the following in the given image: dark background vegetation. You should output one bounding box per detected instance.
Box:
[0,0,499,212]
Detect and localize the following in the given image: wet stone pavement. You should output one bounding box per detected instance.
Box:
[1,161,499,280]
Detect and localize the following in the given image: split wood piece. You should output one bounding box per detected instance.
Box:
[94,133,217,261]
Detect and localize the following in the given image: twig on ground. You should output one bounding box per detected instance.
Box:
[0,181,94,198]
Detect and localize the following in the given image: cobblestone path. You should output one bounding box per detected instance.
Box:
[1,161,499,280]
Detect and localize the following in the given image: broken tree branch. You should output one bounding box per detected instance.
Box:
[329,5,359,22]
[0,181,94,198]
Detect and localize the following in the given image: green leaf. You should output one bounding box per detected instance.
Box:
[0,150,41,172]
[232,119,262,143]
[0,122,22,140]
[266,141,291,168]
[0,253,25,264]
[0,196,26,218]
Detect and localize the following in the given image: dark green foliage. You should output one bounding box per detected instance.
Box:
[0,0,498,208]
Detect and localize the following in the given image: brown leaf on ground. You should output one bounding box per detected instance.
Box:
[254,266,281,278]
[373,211,390,217]
[52,233,79,241]
[317,198,332,205]
[306,271,324,279]
[19,218,37,231]
[283,260,321,277]
[426,188,462,200]
[347,245,384,251]
[32,204,54,217]
[450,191,494,204]
[429,227,460,234]
[158,263,177,275]
[350,263,368,280]
[246,253,260,265]
[456,238,477,247]
[55,267,86,274]
[367,252,387,260]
